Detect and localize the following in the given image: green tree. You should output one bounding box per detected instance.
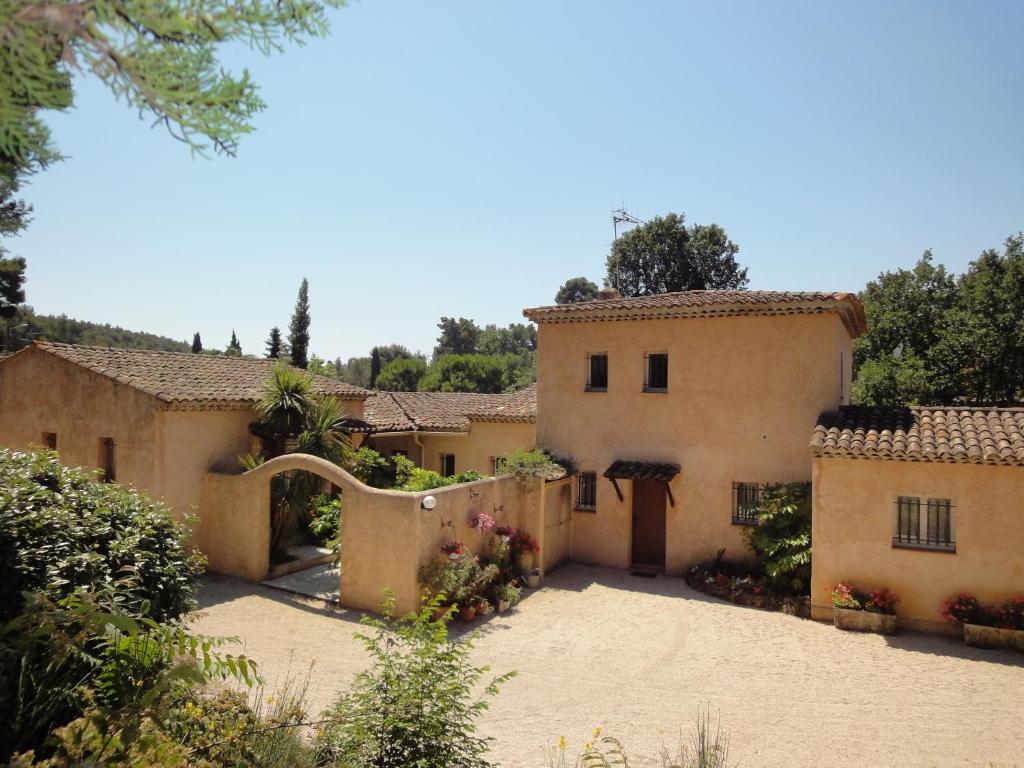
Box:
[376,356,427,391]
[554,276,599,304]
[852,251,958,406]
[337,355,371,388]
[477,323,536,355]
[190,332,202,353]
[256,364,312,456]
[0,163,29,330]
[288,278,310,369]
[1,0,345,167]
[227,329,242,356]
[434,317,481,357]
[369,346,382,388]
[605,212,747,296]
[265,326,283,358]
[418,354,507,394]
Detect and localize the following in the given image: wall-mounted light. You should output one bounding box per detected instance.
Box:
[421,495,437,511]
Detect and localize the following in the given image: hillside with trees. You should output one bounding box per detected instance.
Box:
[4,307,189,353]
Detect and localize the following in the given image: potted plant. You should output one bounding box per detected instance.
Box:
[459,602,476,623]
[441,542,465,560]
[829,581,899,634]
[473,597,491,617]
[510,530,540,573]
[526,567,542,589]
[494,580,522,613]
[944,593,1024,652]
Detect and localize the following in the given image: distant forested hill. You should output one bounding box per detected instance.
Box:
[6,307,189,352]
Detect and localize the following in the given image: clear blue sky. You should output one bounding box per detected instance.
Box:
[16,0,1024,360]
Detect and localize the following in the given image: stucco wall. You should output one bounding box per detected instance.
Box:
[536,313,852,572]
[0,347,159,493]
[811,456,1024,633]
[368,420,536,476]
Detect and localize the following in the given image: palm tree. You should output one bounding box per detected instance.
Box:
[297,396,352,466]
[257,364,312,456]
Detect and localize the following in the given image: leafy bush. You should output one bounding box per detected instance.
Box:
[308,494,342,548]
[743,482,811,594]
[315,595,515,767]
[397,467,485,492]
[348,446,392,487]
[0,448,203,623]
[497,447,569,482]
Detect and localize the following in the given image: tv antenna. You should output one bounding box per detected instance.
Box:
[612,208,645,241]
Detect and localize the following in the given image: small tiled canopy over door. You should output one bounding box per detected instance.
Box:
[631,479,667,567]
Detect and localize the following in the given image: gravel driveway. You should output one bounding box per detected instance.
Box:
[191,564,1024,767]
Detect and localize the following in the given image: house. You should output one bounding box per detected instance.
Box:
[523,289,866,572]
[811,405,1024,632]
[0,342,370,554]
[362,386,536,476]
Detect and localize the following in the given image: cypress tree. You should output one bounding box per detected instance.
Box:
[191,332,203,353]
[266,326,283,359]
[369,346,382,389]
[288,278,310,369]
[227,329,242,356]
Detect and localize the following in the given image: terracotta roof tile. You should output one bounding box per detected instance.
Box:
[812,406,1024,467]
[604,460,681,482]
[27,342,368,408]
[364,384,536,433]
[523,290,866,336]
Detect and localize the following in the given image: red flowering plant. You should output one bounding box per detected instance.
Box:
[829,582,861,610]
[862,588,899,615]
[494,525,514,539]
[940,593,986,625]
[997,597,1024,630]
[829,582,899,615]
[441,542,465,557]
[468,512,496,533]
[509,529,540,557]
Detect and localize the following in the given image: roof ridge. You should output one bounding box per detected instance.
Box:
[387,391,423,431]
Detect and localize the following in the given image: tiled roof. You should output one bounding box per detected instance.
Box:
[604,460,681,482]
[26,341,369,409]
[812,406,1024,466]
[523,290,867,336]
[364,384,536,433]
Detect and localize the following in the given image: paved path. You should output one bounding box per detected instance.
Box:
[191,564,1024,767]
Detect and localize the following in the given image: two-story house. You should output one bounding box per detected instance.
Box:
[524,289,866,573]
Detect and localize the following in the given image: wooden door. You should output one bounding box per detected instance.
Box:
[631,479,666,567]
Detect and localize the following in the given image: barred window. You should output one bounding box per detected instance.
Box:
[644,353,668,391]
[894,496,955,552]
[732,482,761,525]
[587,354,608,391]
[576,472,597,511]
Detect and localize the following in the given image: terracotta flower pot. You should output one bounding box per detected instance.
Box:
[474,601,488,617]
[833,606,897,635]
[459,605,476,623]
[964,623,1024,653]
[432,604,452,622]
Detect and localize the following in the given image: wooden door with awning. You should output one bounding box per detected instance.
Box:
[603,460,680,569]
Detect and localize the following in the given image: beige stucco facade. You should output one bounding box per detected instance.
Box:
[811,455,1024,633]
[535,312,854,573]
[368,420,536,476]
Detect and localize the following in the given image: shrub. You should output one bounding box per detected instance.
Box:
[348,446,392,487]
[0,448,203,623]
[497,447,569,482]
[308,494,341,548]
[314,595,515,768]
[743,482,811,594]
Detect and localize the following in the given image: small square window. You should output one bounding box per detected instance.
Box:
[732,482,761,525]
[644,353,668,391]
[586,354,608,391]
[440,453,455,476]
[893,496,955,552]
[42,432,57,450]
[576,472,597,511]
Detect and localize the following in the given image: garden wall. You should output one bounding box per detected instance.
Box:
[201,455,567,615]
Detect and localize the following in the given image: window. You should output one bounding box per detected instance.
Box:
[893,496,955,552]
[576,472,597,511]
[440,453,455,476]
[391,449,408,458]
[490,456,505,475]
[644,353,668,391]
[732,482,761,525]
[99,437,116,482]
[42,432,57,450]
[586,353,608,391]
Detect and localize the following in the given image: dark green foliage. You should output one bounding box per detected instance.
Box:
[288,278,310,369]
[605,212,747,296]
[497,447,569,482]
[5,306,190,352]
[369,346,382,388]
[555,276,600,304]
[376,356,427,391]
[227,329,241,356]
[0,448,203,624]
[418,353,534,393]
[0,255,26,322]
[2,0,345,165]
[336,355,372,387]
[434,316,482,357]
[256,365,313,452]
[743,483,812,594]
[0,163,29,325]
[191,332,203,353]
[265,326,283,358]
[477,323,536,355]
[307,495,341,548]
[314,595,514,768]
[853,236,1024,405]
